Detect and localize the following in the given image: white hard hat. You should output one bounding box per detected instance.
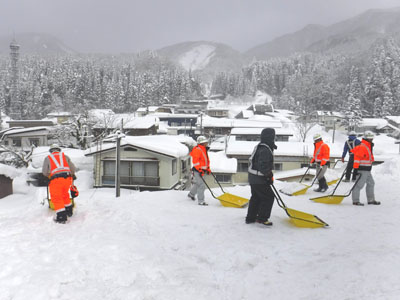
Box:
[49,143,61,152]
[313,133,322,141]
[363,131,374,140]
[196,136,208,144]
[348,131,356,136]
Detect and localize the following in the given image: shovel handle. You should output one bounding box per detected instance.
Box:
[299,165,311,183]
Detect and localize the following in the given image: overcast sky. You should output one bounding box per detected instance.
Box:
[0,0,399,53]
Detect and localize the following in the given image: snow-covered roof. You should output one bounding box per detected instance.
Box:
[85,135,194,158]
[230,127,294,136]
[226,141,343,157]
[1,126,49,136]
[314,111,344,118]
[93,114,158,130]
[385,116,400,125]
[360,118,388,128]
[208,151,237,173]
[0,163,20,179]
[202,116,282,129]
[47,112,74,117]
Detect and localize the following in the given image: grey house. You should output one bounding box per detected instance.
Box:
[85,136,193,191]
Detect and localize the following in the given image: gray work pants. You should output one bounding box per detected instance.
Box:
[316,164,328,180]
[189,171,206,203]
[351,170,375,203]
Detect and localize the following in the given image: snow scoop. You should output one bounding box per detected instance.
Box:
[310,171,361,205]
[201,172,249,208]
[280,167,321,196]
[272,184,328,228]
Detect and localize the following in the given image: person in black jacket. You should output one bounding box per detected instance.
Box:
[245,128,276,226]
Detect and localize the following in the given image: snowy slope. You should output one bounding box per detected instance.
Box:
[1,157,400,299]
[179,44,216,71]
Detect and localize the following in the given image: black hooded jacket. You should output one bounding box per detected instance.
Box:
[248,128,276,185]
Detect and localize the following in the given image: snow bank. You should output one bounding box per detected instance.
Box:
[0,163,20,179]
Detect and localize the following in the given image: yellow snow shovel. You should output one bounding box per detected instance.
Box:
[310,171,361,204]
[201,172,249,208]
[280,167,321,196]
[272,184,328,228]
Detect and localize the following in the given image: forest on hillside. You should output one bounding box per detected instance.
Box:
[212,38,400,127]
[0,51,204,119]
[0,38,399,130]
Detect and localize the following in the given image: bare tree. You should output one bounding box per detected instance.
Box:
[295,115,316,142]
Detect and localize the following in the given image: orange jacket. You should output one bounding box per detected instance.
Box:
[310,140,330,166]
[351,140,374,170]
[190,144,210,175]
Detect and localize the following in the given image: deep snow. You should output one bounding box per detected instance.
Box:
[1,157,400,300]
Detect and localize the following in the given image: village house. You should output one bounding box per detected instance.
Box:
[6,120,55,128]
[156,113,197,138]
[175,100,208,114]
[135,106,173,117]
[85,135,194,191]
[0,127,50,150]
[230,127,293,142]
[206,107,229,118]
[224,140,343,185]
[200,116,283,138]
[46,112,75,124]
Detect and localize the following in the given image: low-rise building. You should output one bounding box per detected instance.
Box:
[85,135,195,191]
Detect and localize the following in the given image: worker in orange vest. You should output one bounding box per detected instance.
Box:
[187,136,211,206]
[350,131,380,206]
[310,133,330,192]
[42,144,76,223]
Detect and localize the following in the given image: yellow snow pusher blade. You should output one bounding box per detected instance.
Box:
[311,170,361,205]
[280,166,321,196]
[272,185,328,228]
[201,172,249,208]
[217,193,249,208]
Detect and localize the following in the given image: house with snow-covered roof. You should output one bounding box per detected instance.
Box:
[92,115,159,137]
[85,135,195,191]
[200,116,283,138]
[225,140,343,185]
[230,127,293,142]
[0,127,50,151]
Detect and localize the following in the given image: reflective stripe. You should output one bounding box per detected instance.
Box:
[358,143,373,166]
[248,143,272,176]
[55,207,66,213]
[49,152,71,177]
[346,140,355,150]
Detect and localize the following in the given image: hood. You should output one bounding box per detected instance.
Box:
[348,135,357,141]
[261,128,277,150]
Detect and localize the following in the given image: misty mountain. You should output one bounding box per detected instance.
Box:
[246,7,400,60]
[157,41,248,79]
[0,33,76,55]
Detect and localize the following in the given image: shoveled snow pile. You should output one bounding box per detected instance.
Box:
[1,157,399,299]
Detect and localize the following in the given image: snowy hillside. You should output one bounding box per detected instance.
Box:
[179,44,216,71]
[157,41,247,79]
[1,154,400,299]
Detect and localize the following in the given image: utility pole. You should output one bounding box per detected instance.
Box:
[332,119,336,144]
[115,132,121,197]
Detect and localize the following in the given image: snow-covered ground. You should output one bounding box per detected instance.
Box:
[1,155,400,300]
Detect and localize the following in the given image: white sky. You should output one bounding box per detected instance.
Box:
[0,0,399,53]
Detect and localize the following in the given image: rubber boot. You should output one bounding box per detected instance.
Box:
[54,211,67,224]
[65,205,73,217]
[320,178,328,192]
[313,179,322,192]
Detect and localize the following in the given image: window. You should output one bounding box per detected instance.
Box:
[274,163,282,171]
[214,174,232,184]
[103,160,159,186]
[29,138,40,146]
[237,161,249,172]
[12,139,21,147]
[172,159,177,175]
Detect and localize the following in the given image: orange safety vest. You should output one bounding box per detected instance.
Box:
[48,152,71,177]
[351,140,374,169]
[190,144,210,174]
[310,140,330,166]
